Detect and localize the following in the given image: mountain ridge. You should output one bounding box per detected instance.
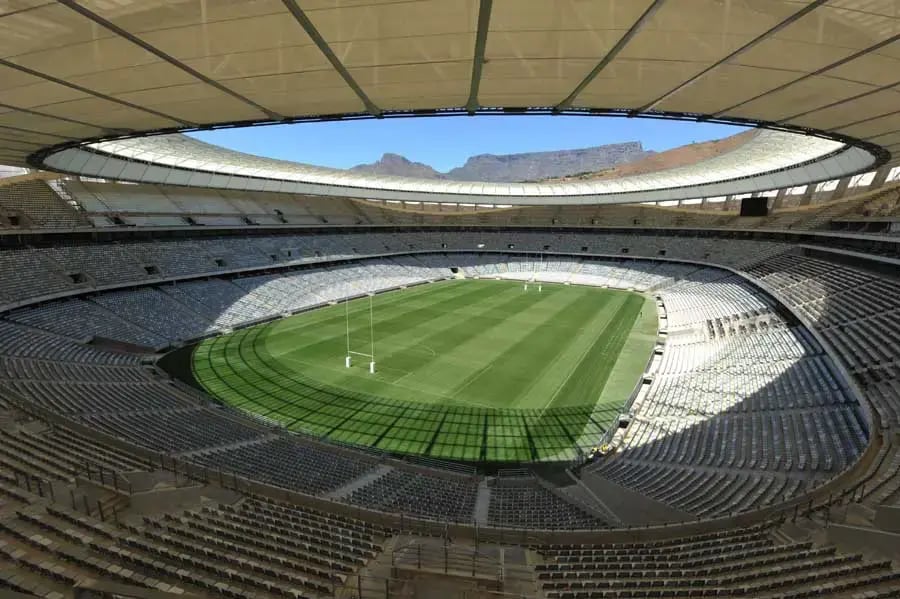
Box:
[349,142,653,183]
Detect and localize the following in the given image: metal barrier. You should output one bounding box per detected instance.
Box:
[336,537,536,599]
[78,459,134,495]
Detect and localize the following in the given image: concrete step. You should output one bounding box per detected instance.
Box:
[324,464,393,500]
[473,479,491,526]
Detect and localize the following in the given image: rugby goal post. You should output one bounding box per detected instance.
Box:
[345,294,376,373]
[524,252,543,292]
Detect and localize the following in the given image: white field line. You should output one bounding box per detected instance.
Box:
[277,354,499,408]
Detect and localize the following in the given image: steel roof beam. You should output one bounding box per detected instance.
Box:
[714,32,900,118]
[466,0,493,114]
[58,0,283,122]
[778,80,900,124]
[0,102,118,133]
[555,0,666,112]
[635,0,830,114]
[281,0,383,118]
[0,58,193,127]
[831,108,900,133]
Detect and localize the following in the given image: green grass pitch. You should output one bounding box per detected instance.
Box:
[192,279,657,463]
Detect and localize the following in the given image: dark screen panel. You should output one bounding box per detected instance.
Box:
[740,197,769,217]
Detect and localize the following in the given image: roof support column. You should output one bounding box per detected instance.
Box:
[281,0,382,117]
[799,186,815,206]
[772,188,788,211]
[830,177,852,202]
[466,0,493,114]
[869,165,893,189]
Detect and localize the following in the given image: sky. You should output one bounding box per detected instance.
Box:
[188,116,748,173]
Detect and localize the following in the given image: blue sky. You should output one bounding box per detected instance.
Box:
[189,116,747,172]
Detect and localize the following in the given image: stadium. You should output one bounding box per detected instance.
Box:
[0,1,899,597]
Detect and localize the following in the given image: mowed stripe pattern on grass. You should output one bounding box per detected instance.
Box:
[192,280,655,462]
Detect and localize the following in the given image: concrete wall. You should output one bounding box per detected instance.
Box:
[874,505,900,534]
[826,523,900,562]
[127,484,241,515]
[580,469,694,525]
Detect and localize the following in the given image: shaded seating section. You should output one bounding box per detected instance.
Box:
[126,238,226,276]
[4,256,447,344]
[0,427,145,485]
[0,231,794,309]
[868,381,900,430]
[0,417,148,522]
[0,249,74,305]
[594,459,807,517]
[194,438,379,496]
[0,379,195,415]
[92,287,215,341]
[0,356,147,384]
[7,299,168,349]
[346,468,479,522]
[535,523,900,598]
[857,440,900,508]
[81,409,266,454]
[0,321,140,366]
[43,243,149,286]
[0,411,384,598]
[487,480,604,530]
[0,499,382,599]
[12,426,146,474]
[55,177,900,234]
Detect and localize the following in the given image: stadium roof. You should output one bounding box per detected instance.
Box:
[2,0,898,202]
[40,129,869,205]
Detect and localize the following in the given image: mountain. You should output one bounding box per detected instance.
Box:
[448,143,651,182]
[349,153,443,179]
[348,142,652,183]
[539,131,760,183]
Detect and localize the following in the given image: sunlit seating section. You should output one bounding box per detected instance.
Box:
[587,270,868,518]
[0,179,88,229]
